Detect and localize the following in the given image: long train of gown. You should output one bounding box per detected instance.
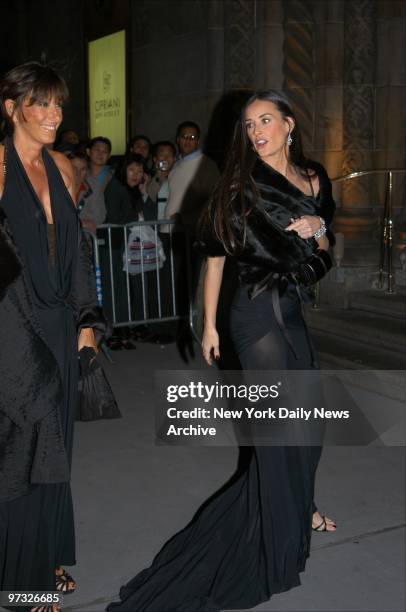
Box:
[107,285,322,611]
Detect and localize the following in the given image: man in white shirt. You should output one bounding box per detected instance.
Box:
[160,122,219,324]
[161,121,219,236]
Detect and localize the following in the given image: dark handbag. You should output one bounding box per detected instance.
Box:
[296,248,333,287]
[77,347,122,421]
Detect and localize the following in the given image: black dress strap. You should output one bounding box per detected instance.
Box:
[305,168,315,198]
[247,272,317,367]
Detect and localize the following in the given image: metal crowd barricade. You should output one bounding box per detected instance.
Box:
[85,219,195,333]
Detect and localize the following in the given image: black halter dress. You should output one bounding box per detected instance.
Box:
[0,138,79,593]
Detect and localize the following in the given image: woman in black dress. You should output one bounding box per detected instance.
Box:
[0,62,104,611]
[107,90,336,612]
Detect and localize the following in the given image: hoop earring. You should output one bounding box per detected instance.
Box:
[287,132,293,146]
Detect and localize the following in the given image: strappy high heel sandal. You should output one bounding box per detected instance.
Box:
[55,566,76,595]
[312,514,337,532]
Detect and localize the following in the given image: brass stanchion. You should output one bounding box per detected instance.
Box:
[379,171,395,293]
[386,171,395,293]
[378,172,389,289]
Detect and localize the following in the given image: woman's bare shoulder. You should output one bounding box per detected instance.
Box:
[48,149,73,176]
[48,149,76,202]
[48,149,75,182]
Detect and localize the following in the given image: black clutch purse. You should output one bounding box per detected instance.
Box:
[77,347,122,421]
[296,248,333,287]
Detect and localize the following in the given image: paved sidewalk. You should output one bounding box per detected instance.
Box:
[60,342,404,612]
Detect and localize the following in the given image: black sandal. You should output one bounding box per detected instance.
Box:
[55,566,76,594]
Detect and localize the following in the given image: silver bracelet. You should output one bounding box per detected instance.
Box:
[313,216,326,239]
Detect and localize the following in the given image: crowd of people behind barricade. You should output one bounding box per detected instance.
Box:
[54,123,220,349]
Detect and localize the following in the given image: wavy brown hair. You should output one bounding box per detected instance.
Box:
[0,61,69,135]
[204,89,312,255]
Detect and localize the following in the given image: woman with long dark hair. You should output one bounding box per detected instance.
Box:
[107,90,336,612]
[119,153,156,221]
[202,89,336,530]
[0,62,104,611]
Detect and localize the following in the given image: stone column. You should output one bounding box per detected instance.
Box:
[207,0,225,102]
[224,0,256,91]
[255,0,284,90]
[313,0,344,178]
[375,1,406,279]
[204,0,256,167]
[282,0,316,153]
[334,0,378,266]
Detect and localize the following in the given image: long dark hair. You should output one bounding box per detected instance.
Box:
[206,89,311,255]
[0,61,69,135]
[118,153,148,186]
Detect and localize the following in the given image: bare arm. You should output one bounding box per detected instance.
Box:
[50,151,99,351]
[201,255,225,366]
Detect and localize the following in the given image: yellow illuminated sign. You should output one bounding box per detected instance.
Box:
[88,30,126,155]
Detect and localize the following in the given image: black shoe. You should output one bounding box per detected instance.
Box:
[121,339,137,350]
[131,325,151,341]
[150,334,176,345]
[108,337,123,350]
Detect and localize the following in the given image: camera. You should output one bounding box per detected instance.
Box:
[157,160,169,172]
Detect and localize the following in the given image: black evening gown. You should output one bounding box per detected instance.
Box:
[0,138,87,595]
[106,158,333,611]
[107,297,321,610]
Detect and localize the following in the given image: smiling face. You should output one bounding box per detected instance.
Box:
[126,162,144,187]
[244,99,294,162]
[7,94,63,146]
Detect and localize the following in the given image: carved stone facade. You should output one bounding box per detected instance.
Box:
[282,0,316,151]
[333,0,379,265]
[224,0,256,90]
[128,0,404,280]
[1,0,404,282]
[342,0,376,181]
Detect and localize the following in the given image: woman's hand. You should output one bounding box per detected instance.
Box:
[78,327,97,353]
[202,326,220,366]
[139,173,151,195]
[285,215,322,239]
